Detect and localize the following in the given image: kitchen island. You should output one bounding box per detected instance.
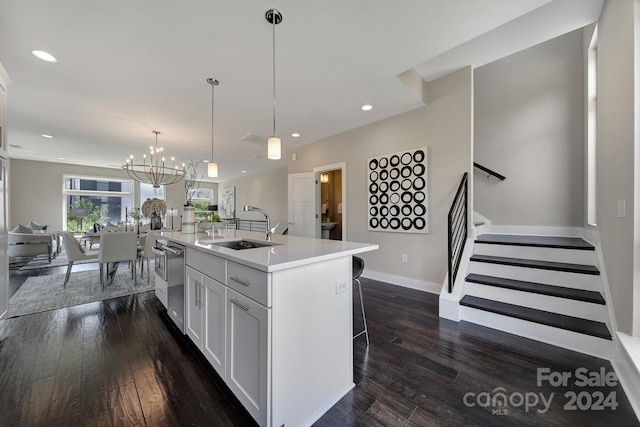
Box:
[156,229,378,427]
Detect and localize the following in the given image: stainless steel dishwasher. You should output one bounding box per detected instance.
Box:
[154,239,185,333]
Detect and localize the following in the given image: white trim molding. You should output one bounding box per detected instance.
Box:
[362,270,441,294]
[613,333,640,420]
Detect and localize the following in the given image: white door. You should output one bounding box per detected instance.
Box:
[203,275,226,380]
[288,172,318,237]
[185,266,203,348]
[226,289,269,426]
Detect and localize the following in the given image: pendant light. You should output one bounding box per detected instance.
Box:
[207,77,219,177]
[266,8,282,160]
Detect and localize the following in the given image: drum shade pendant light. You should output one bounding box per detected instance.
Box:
[207,78,219,177]
[123,131,186,188]
[266,8,282,160]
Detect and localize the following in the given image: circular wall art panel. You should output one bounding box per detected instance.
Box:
[367,147,428,234]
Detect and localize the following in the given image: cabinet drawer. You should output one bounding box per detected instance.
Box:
[186,248,225,283]
[227,261,270,307]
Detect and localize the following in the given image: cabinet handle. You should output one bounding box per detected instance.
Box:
[230,276,251,286]
[230,298,250,311]
[199,281,203,308]
[195,280,200,307]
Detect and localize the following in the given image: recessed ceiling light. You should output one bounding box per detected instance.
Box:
[242,170,247,174]
[291,133,300,138]
[203,159,210,163]
[31,50,57,63]
[41,134,54,139]
[361,104,373,111]
[57,157,64,160]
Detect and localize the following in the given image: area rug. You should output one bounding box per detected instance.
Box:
[7,267,155,318]
[16,248,100,271]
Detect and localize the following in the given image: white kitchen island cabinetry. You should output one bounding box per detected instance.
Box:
[164,230,378,427]
[226,287,269,424]
[185,266,204,347]
[185,263,227,379]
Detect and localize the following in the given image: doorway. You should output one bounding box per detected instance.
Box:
[314,163,346,241]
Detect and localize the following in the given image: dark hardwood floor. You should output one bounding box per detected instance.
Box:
[1,266,638,426]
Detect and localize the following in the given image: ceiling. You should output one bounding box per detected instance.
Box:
[0,0,602,182]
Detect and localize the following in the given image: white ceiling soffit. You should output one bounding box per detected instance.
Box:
[411,0,604,85]
[0,0,600,182]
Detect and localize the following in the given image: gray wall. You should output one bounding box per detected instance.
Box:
[9,158,216,231]
[289,67,473,288]
[218,167,288,233]
[596,0,636,334]
[474,28,585,226]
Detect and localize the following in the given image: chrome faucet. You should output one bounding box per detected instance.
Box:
[243,205,278,241]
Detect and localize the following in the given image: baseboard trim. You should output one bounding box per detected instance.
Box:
[613,333,640,421]
[362,270,441,294]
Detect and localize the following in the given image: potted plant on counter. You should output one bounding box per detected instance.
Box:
[142,198,167,230]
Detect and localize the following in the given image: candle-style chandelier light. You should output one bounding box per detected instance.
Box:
[122,130,186,188]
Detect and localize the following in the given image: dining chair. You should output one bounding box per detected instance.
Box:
[60,231,99,287]
[139,231,159,283]
[98,231,138,289]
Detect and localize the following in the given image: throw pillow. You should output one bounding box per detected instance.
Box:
[11,224,33,234]
[28,221,43,230]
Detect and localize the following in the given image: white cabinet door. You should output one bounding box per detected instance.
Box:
[226,289,270,426]
[202,275,226,380]
[185,266,203,348]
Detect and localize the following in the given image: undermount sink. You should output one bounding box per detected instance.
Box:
[321,222,338,231]
[210,239,280,250]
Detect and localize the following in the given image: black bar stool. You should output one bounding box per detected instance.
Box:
[353,256,369,346]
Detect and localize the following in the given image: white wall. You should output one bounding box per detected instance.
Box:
[218,167,288,233]
[9,158,215,231]
[597,0,636,334]
[474,29,585,226]
[288,68,473,289]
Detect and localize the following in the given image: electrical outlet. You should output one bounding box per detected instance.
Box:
[335,279,348,294]
[402,254,408,263]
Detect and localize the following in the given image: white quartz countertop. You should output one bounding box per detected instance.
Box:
[156,229,378,272]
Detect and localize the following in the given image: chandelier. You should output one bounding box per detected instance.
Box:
[122,131,186,188]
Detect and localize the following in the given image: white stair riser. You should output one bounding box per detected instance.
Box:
[465,282,609,322]
[469,262,601,292]
[473,244,597,266]
[460,307,613,360]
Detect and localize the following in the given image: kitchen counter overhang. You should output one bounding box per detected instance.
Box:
[156,229,378,272]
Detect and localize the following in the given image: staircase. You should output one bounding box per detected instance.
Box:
[458,232,614,359]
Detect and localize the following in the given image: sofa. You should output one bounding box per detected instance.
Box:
[8,223,60,264]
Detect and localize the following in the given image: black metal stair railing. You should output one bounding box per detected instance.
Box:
[448,172,468,293]
[223,218,268,232]
[473,162,506,181]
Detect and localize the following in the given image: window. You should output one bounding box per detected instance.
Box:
[64,175,134,232]
[189,188,214,220]
[140,182,165,205]
[587,26,598,226]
